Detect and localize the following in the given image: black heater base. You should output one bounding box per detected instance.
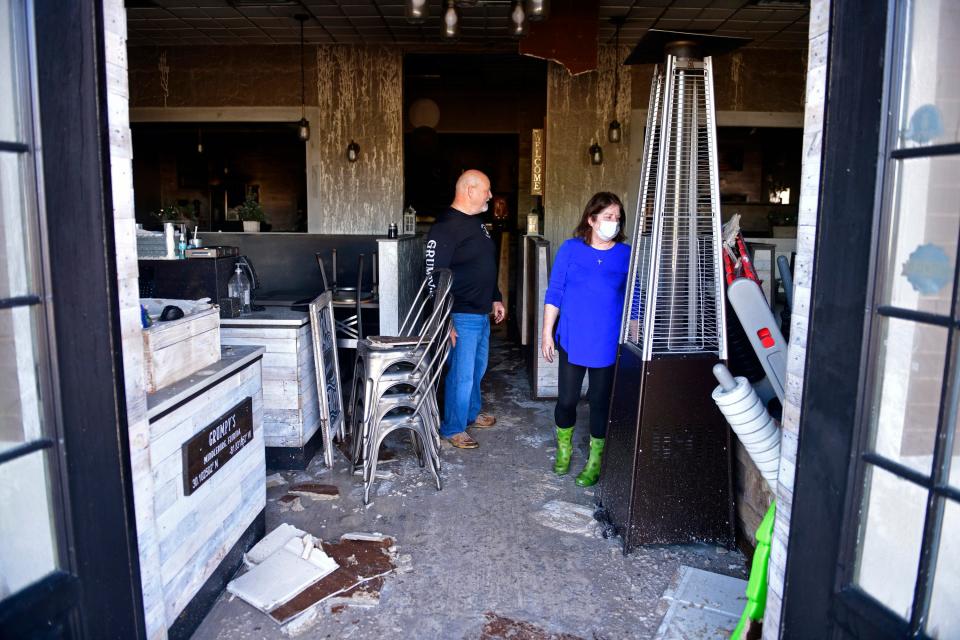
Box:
[598,345,735,553]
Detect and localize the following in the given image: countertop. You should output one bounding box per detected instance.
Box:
[147,345,266,420]
[220,308,310,327]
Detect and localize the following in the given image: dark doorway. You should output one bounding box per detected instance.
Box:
[404,132,520,229]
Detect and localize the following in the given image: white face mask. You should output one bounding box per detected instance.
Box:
[597,220,619,241]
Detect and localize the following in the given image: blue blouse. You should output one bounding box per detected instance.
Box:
[544,238,631,368]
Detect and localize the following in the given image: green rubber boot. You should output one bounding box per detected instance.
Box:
[575,436,605,487]
[553,427,574,475]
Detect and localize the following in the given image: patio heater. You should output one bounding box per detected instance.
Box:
[597,31,748,552]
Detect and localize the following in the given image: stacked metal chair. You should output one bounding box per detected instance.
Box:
[349,269,454,503]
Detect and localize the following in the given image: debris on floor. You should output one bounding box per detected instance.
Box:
[278,494,304,512]
[270,534,398,630]
[653,565,747,640]
[531,500,603,538]
[225,523,401,636]
[288,483,340,500]
[228,528,338,612]
[265,473,288,489]
[480,612,584,640]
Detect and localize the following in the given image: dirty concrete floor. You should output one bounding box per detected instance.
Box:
[192,335,746,640]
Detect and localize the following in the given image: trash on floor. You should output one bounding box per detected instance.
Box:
[278,494,304,512]
[227,529,338,613]
[531,500,603,538]
[288,483,340,500]
[480,612,584,640]
[269,533,398,631]
[265,473,288,489]
[227,523,402,636]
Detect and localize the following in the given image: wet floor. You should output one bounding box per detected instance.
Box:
[192,334,746,640]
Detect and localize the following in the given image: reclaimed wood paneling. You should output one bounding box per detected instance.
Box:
[148,359,265,625]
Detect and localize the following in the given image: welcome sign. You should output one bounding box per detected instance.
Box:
[531,128,544,195]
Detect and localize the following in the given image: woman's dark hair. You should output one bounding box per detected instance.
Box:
[573,191,626,243]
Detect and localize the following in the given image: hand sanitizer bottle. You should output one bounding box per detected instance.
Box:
[228,264,252,315]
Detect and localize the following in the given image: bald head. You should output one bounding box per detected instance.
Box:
[451,169,492,215]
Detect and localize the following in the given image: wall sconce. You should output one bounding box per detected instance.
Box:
[405,0,429,23]
[347,140,360,163]
[525,0,550,21]
[607,119,622,143]
[589,142,603,165]
[442,0,460,41]
[510,1,528,37]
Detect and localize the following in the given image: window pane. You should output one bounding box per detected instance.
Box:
[897,0,960,147]
[0,151,40,299]
[855,465,927,619]
[927,498,960,638]
[866,317,949,475]
[0,306,46,453]
[0,2,25,143]
[878,156,960,316]
[0,449,59,598]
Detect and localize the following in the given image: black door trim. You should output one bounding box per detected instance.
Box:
[779,0,891,638]
[31,1,146,638]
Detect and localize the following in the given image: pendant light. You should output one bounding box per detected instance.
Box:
[589,141,603,165]
[295,14,310,142]
[346,140,360,163]
[510,1,527,37]
[525,0,549,22]
[405,0,429,23]
[197,127,203,154]
[607,17,624,144]
[442,0,460,41]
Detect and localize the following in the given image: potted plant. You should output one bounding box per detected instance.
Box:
[235,197,266,232]
[154,203,192,226]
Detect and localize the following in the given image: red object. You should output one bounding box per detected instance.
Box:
[757,328,775,349]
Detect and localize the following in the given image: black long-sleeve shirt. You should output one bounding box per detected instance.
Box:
[425,207,502,314]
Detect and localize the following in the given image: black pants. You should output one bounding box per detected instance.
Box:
[554,346,615,439]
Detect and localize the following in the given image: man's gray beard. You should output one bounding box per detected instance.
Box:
[481,202,489,212]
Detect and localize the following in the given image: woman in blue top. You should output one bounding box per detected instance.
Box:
[542,192,630,487]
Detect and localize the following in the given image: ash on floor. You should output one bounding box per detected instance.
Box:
[192,336,747,639]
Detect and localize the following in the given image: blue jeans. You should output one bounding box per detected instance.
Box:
[440,312,490,437]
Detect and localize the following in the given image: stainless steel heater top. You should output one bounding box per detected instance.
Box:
[621,31,748,361]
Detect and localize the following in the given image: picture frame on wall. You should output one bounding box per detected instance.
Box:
[308,291,344,468]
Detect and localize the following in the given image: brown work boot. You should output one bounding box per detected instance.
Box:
[471,412,497,428]
[445,432,479,449]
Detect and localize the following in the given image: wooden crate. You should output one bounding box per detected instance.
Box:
[143,305,221,393]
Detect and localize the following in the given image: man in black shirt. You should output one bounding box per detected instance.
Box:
[426,170,505,449]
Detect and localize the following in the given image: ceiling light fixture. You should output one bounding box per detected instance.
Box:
[510,0,527,37]
[347,140,360,163]
[405,0,429,24]
[525,0,549,22]
[442,0,460,41]
[295,14,310,142]
[608,17,624,144]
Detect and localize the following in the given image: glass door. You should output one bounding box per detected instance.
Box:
[849,1,959,636]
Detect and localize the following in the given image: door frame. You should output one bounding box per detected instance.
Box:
[0,1,146,637]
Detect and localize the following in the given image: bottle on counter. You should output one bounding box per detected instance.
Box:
[387,222,398,239]
[228,264,252,315]
[176,225,188,259]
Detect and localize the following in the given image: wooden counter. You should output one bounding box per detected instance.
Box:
[220,309,321,470]
[146,345,266,639]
